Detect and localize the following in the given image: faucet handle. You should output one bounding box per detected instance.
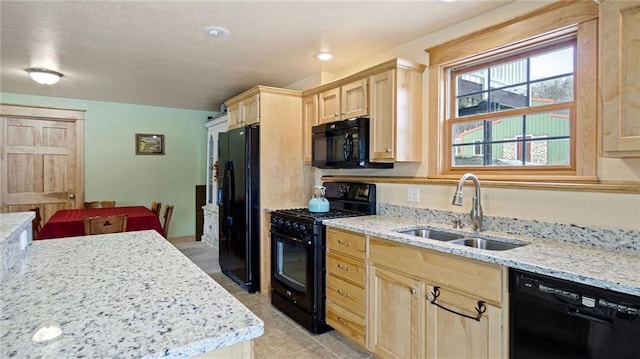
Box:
[452,219,464,229]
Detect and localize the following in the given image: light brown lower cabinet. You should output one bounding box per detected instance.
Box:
[369,265,424,359]
[425,285,503,359]
[325,230,508,358]
[368,236,508,359]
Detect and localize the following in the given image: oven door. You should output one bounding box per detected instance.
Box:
[271,228,315,313]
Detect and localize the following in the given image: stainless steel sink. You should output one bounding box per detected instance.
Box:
[397,228,465,241]
[448,238,524,251]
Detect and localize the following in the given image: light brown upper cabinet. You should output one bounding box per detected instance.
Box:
[601,1,640,157]
[302,58,426,165]
[369,65,424,163]
[227,93,260,130]
[318,79,368,124]
[302,94,318,163]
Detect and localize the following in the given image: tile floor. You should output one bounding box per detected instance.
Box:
[169,239,374,359]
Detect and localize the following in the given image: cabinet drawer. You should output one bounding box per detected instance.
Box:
[370,237,504,304]
[327,228,366,259]
[327,274,365,316]
[326,300,366,347]
[327,252,366,286]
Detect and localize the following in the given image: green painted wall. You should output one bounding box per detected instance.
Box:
[1,92,212,237]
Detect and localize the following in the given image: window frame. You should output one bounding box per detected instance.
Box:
[425,1,598,182]
[446,37,576,172]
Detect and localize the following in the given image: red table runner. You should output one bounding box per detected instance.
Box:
[37,206,164,240]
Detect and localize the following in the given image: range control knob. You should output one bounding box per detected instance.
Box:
[299,224,307,232]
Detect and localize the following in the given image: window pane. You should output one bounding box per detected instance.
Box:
[488,85,528,111]
[541,138,570,165]
[452,144,485,166]
[490,59,527,88]
[457,69,487,96]
[531,75,573,105]
[452,120,484,143]
[524,109,570,137]
[457,93,488,116]
[530,46,574,81]
[486,116,523,143]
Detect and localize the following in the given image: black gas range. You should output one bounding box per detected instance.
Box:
[270,182,376,334]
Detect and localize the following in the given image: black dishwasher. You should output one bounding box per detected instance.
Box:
[510,269,640,359]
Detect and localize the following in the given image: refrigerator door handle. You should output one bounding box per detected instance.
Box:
[224,161,234,226]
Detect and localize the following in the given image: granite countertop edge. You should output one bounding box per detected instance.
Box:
[323,215,640,297]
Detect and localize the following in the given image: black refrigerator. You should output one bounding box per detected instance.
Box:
[217,124,260,293]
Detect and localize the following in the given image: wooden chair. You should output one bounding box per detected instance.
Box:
[151,202,162,216]
[162,205,174,238]
[100,200,116,208]
[83,215,128,235]
[84,201,102,208]
[30,207,42,240]
[84,200,116,209]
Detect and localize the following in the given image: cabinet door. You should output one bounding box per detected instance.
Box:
[369,266,423,359]
[341,79,368,120]
[602,2,640,157]
[302,94,318,163]
[369,70,396,161]
[425,285,503,359]
[319,87,341,124]
[227,103,241,129]
[241,94,260,126]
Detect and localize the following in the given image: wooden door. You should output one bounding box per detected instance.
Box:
[425,285,503,359]
[341,78,368,120]
[369,70,396,161]
[1,105,84,223]
[302,94,318,163]
[319,87,340,124]
[241,94,260,126]
[601,2,640,156]
[369,265,423,359]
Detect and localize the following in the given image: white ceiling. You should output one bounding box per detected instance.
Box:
[1,1,515,112]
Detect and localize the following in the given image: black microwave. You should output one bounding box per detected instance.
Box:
[312,117,393,169]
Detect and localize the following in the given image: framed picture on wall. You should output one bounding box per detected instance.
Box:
[135,133,165,155]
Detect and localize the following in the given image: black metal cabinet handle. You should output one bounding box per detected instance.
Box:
[428,286,486,322]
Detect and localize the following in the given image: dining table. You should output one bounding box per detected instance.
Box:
[37,206,164,240]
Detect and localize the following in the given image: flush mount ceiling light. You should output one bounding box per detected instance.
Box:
[25,68,64,85]
[202,26,230,37]
[315,52,334,61]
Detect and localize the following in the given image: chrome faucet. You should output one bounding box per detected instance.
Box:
[451,173,483,232]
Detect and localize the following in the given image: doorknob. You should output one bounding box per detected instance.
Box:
[69,194,75,199]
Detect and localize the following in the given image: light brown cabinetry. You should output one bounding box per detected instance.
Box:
[325,228,367,347]
[369,265,423,359]
[302,94,318,163]
[226,93,259,130]
[601,1,640,157]
[368,237,507,359]
[318,79,368,124]
[369,66,424,163]
[302,58,425,165]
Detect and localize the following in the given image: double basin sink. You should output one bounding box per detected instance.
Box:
[397,228,525,251]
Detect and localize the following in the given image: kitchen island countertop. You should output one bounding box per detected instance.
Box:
[324,215,640,297]
[0,230,263,358]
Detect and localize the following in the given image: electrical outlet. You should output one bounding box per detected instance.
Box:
[406,186,420,203]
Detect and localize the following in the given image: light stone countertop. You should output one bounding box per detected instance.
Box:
[0,230,264,358]
[323,215,640,297]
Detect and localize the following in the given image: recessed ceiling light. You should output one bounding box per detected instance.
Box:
[315,52,334,61]
[203,26,229,37]
[25,68,64,85]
